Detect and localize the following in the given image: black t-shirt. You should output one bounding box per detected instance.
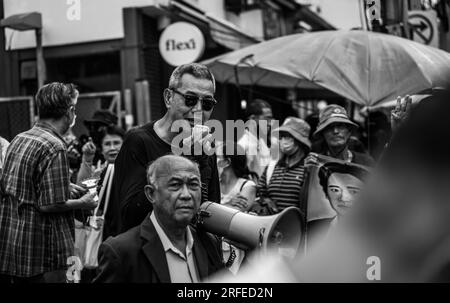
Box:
[105,121,220,238]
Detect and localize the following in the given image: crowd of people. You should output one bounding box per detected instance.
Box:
[0,62,447,283]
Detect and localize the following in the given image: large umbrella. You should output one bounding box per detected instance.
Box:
[203,30,450,108]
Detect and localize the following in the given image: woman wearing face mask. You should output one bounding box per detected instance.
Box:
[255,117,311,220]
[217,141,257,212]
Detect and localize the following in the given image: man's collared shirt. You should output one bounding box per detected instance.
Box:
[0,121,73,277]
[150,212,200,283]
[238,129,272,178]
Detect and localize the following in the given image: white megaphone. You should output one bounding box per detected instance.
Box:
[197,202,303,258]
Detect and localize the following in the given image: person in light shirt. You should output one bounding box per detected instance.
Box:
[94,155,225,283]
[217,141,257,212]
[237,99,275,178]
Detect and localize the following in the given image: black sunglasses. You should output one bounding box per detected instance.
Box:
[171,89,217,111]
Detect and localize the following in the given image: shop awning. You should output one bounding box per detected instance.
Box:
[162,0,334,50]
[168,1,261,50]
[205,13,262,50]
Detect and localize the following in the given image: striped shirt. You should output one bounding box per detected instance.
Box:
[256,157,307,216]
[0,122,73,277]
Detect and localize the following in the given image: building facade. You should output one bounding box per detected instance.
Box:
[0,0,335,140]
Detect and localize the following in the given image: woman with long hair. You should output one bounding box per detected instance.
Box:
[217,141,257,212]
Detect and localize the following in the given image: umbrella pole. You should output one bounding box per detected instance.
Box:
[233,64,245,107]
[233,54,256,111]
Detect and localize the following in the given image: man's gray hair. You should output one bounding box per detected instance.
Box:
[168,63,216,92]
[146,155,200,188]
[146,161,158,189]
[35,82,79,120]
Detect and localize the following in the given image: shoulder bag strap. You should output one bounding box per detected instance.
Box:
[101,164,114,217]
[93,164,112,216]
[239,179,248,192]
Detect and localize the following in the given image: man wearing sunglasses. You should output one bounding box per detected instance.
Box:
[106,63,221,240]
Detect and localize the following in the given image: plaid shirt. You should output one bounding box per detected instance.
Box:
[0,136,9,170]
[0,122,73,277]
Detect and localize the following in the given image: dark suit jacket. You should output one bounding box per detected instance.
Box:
[93,217,226,283]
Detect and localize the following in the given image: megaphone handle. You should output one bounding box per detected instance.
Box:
[196,210,211,225]
[225,244,237,268]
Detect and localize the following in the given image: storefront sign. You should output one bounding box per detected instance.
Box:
[159,22,205,66]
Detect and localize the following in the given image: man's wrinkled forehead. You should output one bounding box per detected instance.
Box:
[155,158,200,179]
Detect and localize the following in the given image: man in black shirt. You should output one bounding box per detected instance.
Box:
[106,63,220,237]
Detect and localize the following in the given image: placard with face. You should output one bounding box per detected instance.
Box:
[305,154,370,222]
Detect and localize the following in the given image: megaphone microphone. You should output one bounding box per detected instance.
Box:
[197,202,303,258]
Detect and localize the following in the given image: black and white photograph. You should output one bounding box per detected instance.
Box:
[1,0,450,294]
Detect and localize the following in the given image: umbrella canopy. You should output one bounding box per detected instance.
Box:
[203,30,450,108]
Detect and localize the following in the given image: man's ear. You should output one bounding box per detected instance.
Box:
[64,108,72,121]
[144,184,156,205]
[163,88,172,109]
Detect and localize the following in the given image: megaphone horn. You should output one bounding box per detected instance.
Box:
[197,202,303,258]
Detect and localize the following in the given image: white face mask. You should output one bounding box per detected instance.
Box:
[279,137,298,155]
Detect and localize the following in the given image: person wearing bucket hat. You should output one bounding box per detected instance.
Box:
[274,117,312,153]
[254,117,311,219]
[308,105,374,167]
